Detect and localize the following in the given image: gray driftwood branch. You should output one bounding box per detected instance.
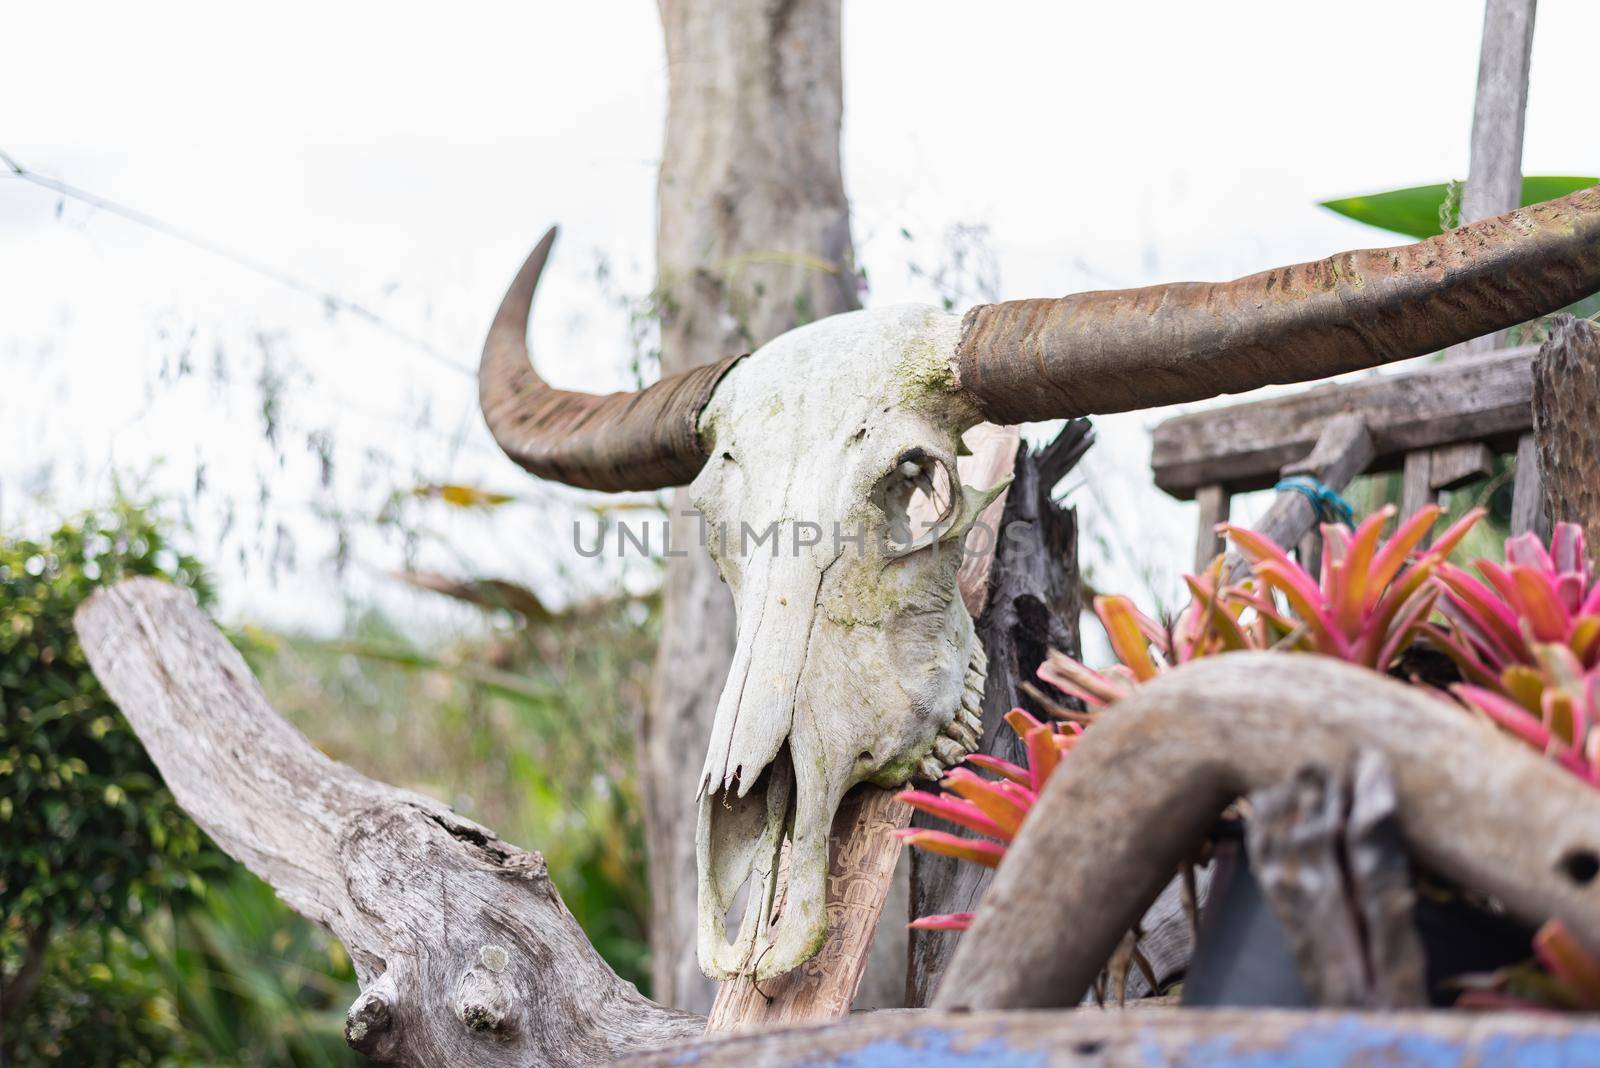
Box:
[935,652,1600,1011]
[74,578,700,1067]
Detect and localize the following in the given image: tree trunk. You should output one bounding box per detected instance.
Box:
[647,0,860,1012]
[1534,315,1600,564]
[0,925,50,1022]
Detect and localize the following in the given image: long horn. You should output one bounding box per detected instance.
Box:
[479,228,742,491]
[954,186,1600,424]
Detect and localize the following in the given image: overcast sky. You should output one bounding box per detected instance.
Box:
[3,1,1595,633]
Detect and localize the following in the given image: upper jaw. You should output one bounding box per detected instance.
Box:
[694,632,989,982]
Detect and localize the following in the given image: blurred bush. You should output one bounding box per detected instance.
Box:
[1,501,218,941]
[1,502,358,1066]
[248,587,658,990]
[3,500,657,1066]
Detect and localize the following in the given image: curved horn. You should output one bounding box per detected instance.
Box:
[480,228,742,491]
[954,186,1600,424]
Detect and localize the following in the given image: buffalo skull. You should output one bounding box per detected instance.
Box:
[478,188,1600,982]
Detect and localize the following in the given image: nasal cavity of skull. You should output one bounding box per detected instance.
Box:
[875,449,955,556]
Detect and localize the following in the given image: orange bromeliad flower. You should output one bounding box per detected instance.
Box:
[896,709,1080,930]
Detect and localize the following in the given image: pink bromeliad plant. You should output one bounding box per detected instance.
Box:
[1224,503,1483,670]
[1036,557,1259,709]
[902,507,1600,1004]
[1039,504,1483,709]
[895,708,1080,931]
[1430,521,1600,786]
[904,505,1484,921]
[1457,918,1600,1012]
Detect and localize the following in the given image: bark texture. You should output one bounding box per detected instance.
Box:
[1244,751,1427,1009]
[648,0,860,1012]
[906,422,1091,1006]
[1534,315,1600,564]
[935,653,1600,1012]
[74,579,700,1067]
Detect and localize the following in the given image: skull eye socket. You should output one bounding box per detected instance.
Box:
[872,448,958,557]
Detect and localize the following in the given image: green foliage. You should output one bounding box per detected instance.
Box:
[1,500,221,940]
[248,595,658,992]
[135,873,358,1066]
[4,873,358,1067]
[5,924,194,1067]
[0,499,364,1066]
[1320,176,1597,241]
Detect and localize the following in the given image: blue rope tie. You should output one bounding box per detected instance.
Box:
[1273,475,1355,527]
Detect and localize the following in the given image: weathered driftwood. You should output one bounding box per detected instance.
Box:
[1535,315,1600,557]
[934,653,1600,1011]
[74,579,701,1067]
[615,1007,1600,1067]
[648,0,860,1012]
[1151,345,1538,499]
[1245,751,1426,1009]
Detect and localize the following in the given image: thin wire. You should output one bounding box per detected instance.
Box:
[0,148,475,378]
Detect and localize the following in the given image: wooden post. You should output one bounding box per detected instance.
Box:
[1150,346,1539,501]
[1458,0,1538,356]
[1533,316,1600,555]
[1511,431,1549,539]
[1223,414,1373,582]
[1400,451,1437,545]
[1428,442,1495,491]
[1194,483,1230,572]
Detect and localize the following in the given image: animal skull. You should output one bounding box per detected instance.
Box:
[477,189,1600,982]
[689,306,998,979]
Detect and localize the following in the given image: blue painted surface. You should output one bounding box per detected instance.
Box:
[811,1028,1047,1068]
[1168,1016,1600,1068]
[663,1015,1600,1066]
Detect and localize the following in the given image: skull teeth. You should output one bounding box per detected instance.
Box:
[916,756,947,782]
[945,721,979,751]
[932,736,966,767]
[959,706,983,733]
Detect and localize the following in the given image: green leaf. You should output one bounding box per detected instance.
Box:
[1321,176,1598,240]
